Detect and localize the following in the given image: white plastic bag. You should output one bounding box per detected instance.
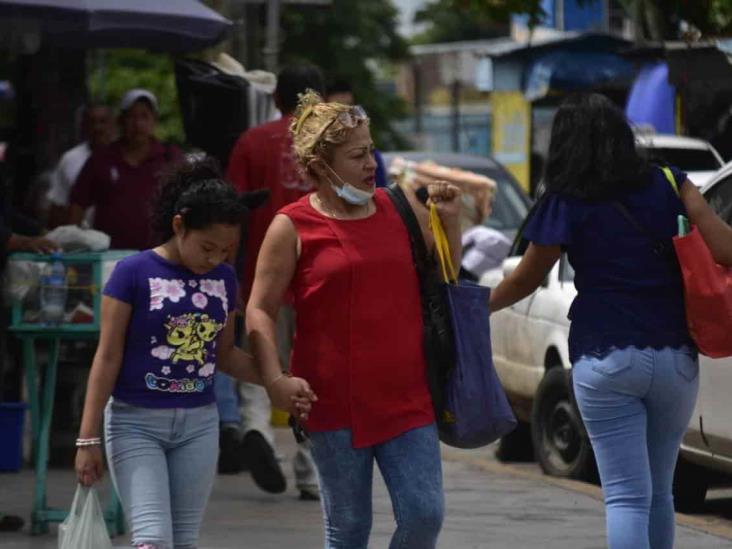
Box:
[58,485,113,549]
[2,259,41,303]
[45,225,111,252]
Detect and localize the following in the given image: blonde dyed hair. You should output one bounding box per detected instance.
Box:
[290,89,369,171]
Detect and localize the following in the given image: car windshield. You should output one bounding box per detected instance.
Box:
[471,169,529,231]
[640,146,721,172]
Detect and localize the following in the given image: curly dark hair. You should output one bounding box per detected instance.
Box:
[543,93,650,201]
[152,157,249,242]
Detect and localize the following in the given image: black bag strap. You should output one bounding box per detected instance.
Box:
[385,184,433,273]
[611,201,670,257]
[612,165,685,257]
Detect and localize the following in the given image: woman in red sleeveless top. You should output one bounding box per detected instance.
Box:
[246,91,462,549]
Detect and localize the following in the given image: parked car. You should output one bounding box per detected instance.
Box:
[481,164,732,510]
[635,132,724,188]
[381,151,532,241]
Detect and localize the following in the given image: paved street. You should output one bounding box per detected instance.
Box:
[1,429,731,548]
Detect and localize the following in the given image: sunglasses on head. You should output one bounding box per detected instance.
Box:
[317,105,368,139]
[334,105,368,128]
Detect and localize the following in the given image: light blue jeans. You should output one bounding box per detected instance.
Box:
[310,423,444,549]
[213,372,240,426]
[104,398,219,549]
[572,346,699,549]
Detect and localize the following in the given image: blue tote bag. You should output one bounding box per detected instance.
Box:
[429,204,517,449]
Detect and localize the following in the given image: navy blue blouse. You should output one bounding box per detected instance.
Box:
[523,165,694,363]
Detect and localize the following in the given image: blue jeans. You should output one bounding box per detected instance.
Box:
[310,423,444,549]
[104,398,219,549]
[572,346,699,549]
[213,372,240,426]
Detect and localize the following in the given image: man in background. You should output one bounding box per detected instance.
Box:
[46,104,115,228]
[0,178,57,538]
[222,64,324,501]
[69,89,181,249]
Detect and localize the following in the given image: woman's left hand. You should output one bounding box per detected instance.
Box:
[427,181,462,222]
[267,375,317,421]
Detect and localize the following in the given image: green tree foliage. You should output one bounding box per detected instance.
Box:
[419,0,732,41]
[414,0,545,43]
[279,0,410,149]
[88,50,184,145]
[616,0,732,39]
[412,1,510,44]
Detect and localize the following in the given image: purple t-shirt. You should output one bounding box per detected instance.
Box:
[103,250,237,408]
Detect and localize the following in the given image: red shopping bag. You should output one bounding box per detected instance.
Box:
[673,225,732,358]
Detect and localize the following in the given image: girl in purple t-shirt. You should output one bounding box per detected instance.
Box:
[74,159,315,549]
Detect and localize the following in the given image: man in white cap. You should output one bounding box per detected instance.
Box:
[69,89,181,249]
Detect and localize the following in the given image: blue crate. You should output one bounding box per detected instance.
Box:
[0,402,27,471]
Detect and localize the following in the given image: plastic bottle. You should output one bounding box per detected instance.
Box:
[678,214,690,237]
[40,253,67,325]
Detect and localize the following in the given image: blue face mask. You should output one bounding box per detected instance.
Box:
[325,164,374,206]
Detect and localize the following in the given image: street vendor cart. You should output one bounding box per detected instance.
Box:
[6,250,133,535]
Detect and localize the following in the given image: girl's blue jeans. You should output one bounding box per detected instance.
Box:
[310,423,444,549]
[104,398,219,549]
[572,346,699,549]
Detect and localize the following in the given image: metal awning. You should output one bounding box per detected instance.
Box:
[524,50,634,101]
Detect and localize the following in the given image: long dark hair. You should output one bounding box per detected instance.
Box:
[543,93,650,200]
[152,157,255,242]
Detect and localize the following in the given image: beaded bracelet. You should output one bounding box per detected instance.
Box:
[75,437,102,448]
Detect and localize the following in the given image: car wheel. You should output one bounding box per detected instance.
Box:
[531,367,597,481]
[673,455,708,513]
[495,421,534,462]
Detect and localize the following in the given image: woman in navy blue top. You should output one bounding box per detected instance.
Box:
[490,93,732,549]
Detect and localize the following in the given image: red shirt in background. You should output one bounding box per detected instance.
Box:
[226,115,313,302]
[70,139,181,250]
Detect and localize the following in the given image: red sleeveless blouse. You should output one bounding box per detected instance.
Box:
[278,189,434,447]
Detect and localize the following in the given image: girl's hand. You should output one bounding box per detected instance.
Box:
[75,446,104,486]
[267,375,317,421]
[427,181,462,222]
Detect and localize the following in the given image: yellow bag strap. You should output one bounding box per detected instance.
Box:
[429,203,457,283]
[661,166,680,197]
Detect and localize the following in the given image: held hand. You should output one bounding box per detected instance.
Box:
[75,446,104,487]
[427,181,462,222]
[7,234,59,254]
[267,375,317,421]
[28,237,59,254]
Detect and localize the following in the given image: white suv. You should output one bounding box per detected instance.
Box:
[482,164,732,511]
[635,132,724,188]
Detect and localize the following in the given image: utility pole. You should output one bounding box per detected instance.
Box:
[231,0,248,66]
[227,0,330,72]
[263,0,282,72]
[450,79,461,153]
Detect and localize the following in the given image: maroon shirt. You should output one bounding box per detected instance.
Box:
[70,139,182,249]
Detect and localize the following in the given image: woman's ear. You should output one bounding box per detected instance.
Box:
[172,214,185,237]
[308,158,328,179]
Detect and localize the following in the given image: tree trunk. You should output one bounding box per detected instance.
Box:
[629,0,645,41]
[643,0,667,41]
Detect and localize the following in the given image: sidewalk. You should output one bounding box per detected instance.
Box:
[0,429,730,548]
